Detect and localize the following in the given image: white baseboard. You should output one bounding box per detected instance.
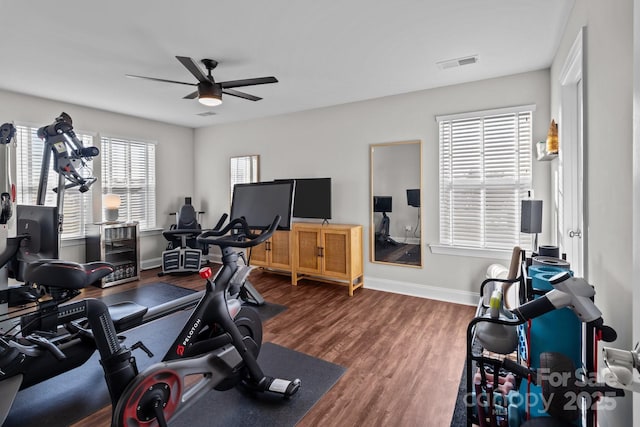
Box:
[141,257,161,271]
[141,259,477,306]
[365,276,478,306]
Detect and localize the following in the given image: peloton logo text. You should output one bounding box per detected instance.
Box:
[176,318,202,355]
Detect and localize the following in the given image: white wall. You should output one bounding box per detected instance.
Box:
[550,0,634,425]
[0,89,195,266]
[194,69,551,304]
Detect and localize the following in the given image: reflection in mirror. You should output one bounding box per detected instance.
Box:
[230,155,260,198]
[370,141,422,267]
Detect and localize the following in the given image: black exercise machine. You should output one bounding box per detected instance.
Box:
[160,197,208,275]
[0,216,300,426]
[0,114,300,424]
[374,196,397,246]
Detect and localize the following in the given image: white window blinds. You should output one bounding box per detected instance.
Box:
[230,155,259,194]
[15,125,94,239]
[101,137,156,230]
[438,106,534,250]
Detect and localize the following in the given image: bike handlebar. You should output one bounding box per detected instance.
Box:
[197,215,280,248]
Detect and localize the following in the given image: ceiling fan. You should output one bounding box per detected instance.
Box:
[126,56,278,106]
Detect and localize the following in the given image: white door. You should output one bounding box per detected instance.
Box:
[558,29,585,277]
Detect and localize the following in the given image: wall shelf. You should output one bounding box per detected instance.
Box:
[537,151,558,161]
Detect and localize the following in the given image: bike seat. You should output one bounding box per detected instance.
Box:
[24,259,114,289]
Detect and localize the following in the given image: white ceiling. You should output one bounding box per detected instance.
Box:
[0,0,574,128]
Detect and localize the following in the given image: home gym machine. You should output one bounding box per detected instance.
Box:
[1,122,18,333]
[160,197,209,275]
[0,113,297,424]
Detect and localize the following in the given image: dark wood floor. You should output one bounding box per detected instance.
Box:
[71,266,475,427]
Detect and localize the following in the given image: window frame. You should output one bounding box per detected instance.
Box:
[435,105,536,256]
[230,155,260,201]
[100,135,157,231]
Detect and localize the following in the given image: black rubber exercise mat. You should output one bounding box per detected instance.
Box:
[98,281,196,308]
[4,310,342,426]
[100,281,286,322]
[170,342,346,427]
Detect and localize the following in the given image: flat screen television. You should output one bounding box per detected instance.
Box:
[407,189,420,207]
[373,196,392,213]
[230,180,295,230]
[286,178,332,220]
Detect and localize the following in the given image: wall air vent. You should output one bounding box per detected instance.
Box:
[437,55,479,70]
[197,111,216,117]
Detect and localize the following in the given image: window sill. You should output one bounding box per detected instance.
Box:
[140,228,163,237]
[428,244,512,260]
[60,227,163,246]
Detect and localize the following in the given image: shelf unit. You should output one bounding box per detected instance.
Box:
[86,222,140,288]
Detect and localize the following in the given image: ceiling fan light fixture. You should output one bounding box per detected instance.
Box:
[198,83,222,107]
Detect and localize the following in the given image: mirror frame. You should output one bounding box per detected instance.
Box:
[370,140,423,268]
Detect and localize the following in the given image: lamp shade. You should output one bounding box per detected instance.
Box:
[104,194,121,209]
[198,82,222,107]
[521,199,542,233]
[104,194,121,222]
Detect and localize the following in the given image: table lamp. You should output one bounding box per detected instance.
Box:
[104,194,121,222]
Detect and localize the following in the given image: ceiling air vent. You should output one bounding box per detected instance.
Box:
[197,111,216,117]
[437,55,479,70]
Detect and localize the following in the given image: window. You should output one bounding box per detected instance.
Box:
[437,105,534,251]
[101,137,156,230]
[230,155,260,195]
[15,125,95,239]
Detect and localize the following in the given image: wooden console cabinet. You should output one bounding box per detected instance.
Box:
[250,230,292,271]
[292,223,364,296]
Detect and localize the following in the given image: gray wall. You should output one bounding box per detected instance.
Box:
[194,69,551,303]
[550,0,634,424]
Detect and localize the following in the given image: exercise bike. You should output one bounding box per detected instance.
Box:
[0,215,300,426]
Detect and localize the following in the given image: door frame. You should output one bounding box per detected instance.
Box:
[558,27,586,277]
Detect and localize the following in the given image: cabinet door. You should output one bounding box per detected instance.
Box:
[321,229,350,279]
[295,228,322,274]
[270,230,291,269]
[250,238,269,267]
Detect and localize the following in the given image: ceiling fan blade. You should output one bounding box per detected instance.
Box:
[220,76,278,89]
[183,90,199,99]
[126,74,196,86]
[176,56,209,83]
[223,89,262,101]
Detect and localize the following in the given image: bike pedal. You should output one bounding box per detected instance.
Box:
[267,377,301,398]
[130,341,154,358]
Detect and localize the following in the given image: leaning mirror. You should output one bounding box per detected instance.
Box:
[370,140,422,267]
